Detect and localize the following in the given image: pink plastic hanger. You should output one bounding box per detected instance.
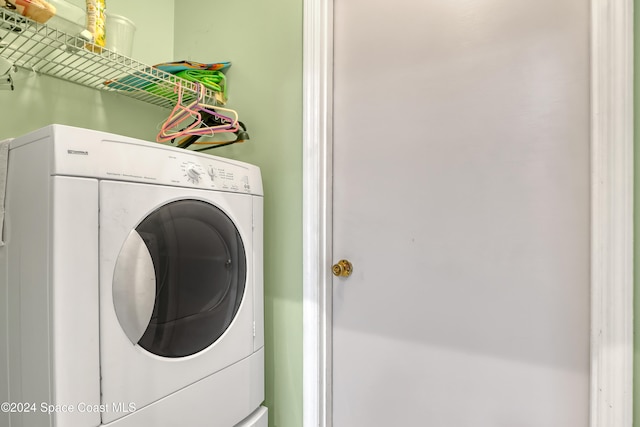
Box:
[157,82,204,142]
[158,82,240,143]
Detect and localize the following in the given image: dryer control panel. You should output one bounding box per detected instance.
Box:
[174,157,253,193]
[14,125,264,196]
[180,160,251,193]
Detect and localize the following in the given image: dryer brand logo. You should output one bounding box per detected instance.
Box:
[67,150,89,155]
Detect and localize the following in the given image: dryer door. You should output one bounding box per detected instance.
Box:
[112,200,246,358]
[99,180,255,424]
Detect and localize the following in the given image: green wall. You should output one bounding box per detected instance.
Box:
[173,2,303,426]
[0,75,167,141]
[61,0,175,64]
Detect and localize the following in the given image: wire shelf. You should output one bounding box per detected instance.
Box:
[0,9,215,109]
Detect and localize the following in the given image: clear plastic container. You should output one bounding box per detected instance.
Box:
[46,0,86,36]
[105,13,136,57]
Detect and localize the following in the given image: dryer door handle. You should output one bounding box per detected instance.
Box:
[112,230,156,345]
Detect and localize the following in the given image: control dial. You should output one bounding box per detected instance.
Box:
[184,163,203,184]
[207,165,217,182]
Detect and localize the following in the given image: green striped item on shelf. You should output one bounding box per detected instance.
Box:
[174,70,227,103]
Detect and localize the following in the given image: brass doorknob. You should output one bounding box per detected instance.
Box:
[332,259,353,277]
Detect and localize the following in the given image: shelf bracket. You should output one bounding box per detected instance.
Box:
[0,57,15,91]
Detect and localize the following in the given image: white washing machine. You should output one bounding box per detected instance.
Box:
[0,125,267,427]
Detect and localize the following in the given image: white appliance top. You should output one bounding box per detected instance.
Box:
[9,125,263,196]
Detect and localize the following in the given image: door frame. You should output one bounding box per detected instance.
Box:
[301,1,634,426]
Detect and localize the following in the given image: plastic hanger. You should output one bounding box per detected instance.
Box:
[188,82,239,133]
[156,82,204,142]
[161,83,240,142]
[173,85,248,149]
[180,120,250,151]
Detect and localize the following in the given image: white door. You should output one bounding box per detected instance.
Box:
[332,0,590,425]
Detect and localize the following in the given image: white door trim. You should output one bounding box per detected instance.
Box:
[589,1,635,426]
[302,0,333,425]
[301,1,634,426]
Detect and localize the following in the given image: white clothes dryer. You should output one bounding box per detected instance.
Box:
[0,125,267,427]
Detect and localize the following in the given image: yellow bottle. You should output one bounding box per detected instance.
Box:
[85,0,105,52]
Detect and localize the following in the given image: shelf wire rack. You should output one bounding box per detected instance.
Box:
[0,9,216,109]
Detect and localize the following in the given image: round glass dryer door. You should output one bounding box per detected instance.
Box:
[112,200,247,358]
